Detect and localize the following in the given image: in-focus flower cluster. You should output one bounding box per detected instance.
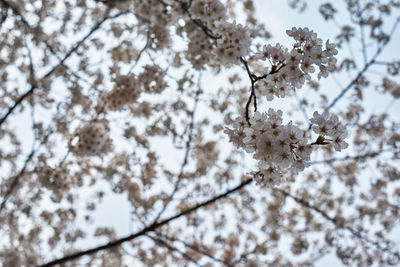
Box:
[251,27,338,101]
[310,111,349,152]
[222,27,344,186]
[71,122,113,157]
[225,109,348,186]
[225,109,312,186]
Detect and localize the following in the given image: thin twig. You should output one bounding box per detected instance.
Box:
[356,0,368,65]
[231,246,258,266]
[294,91,310,125]
[145,234,203,267]
[240,57,285,125]
[0,3,7,28]
[152,74,202,223]
[277,189,400,260]
[128,30,151,74]
[0,150,35,213]
[323,17,400,114]
[0,7,128,127]
[309,149,395,165]
[240,57,257,125]
[0,41,37,214]
[155,231,228,265]
[0,126,55,214]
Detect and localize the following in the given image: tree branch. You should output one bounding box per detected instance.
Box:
[240,57,285,125]
[309,149,396,165]
[277,188,400,260]
[38,178,252,267]
[171,0,221,39]
[0,127,54,214]
[323,17,400,114]
[155,231,227,265]
[0,7,128,128]
[145,233,203,267]
[240,57,257,126]
[152,74,202,224]
[0,150,35,213]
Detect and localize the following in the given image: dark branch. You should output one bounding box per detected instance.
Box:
[240,57,257,125]
[240,57,286,125]
[38,178,252,266]
[172,0,221,39]
[0,7,128,128]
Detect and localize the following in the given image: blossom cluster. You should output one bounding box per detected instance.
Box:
[137,65,168,94]
[71,122,113,157]
[134,0,166,22]
[111,43,138,64]
[98,66,167,113]
[225,109,311,186]
[214,21,251,65]
[225,109,348,186]
[38,166,68,193]
[310,111,349,152]
[185,27,215,69]
[99,74,140,112]
[251,27,338,101]
[222,26,346,186]
[185,0,251,67]
[132,0,173,50]
[189,0,227,23]
[37,165,82,202]
[382,78,400,98]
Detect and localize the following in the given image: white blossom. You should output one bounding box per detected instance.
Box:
[226,109,348,186]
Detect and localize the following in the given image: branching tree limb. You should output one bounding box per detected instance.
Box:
[0,7,128,127]
[38,178,253,267]
[277,188,400,260]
